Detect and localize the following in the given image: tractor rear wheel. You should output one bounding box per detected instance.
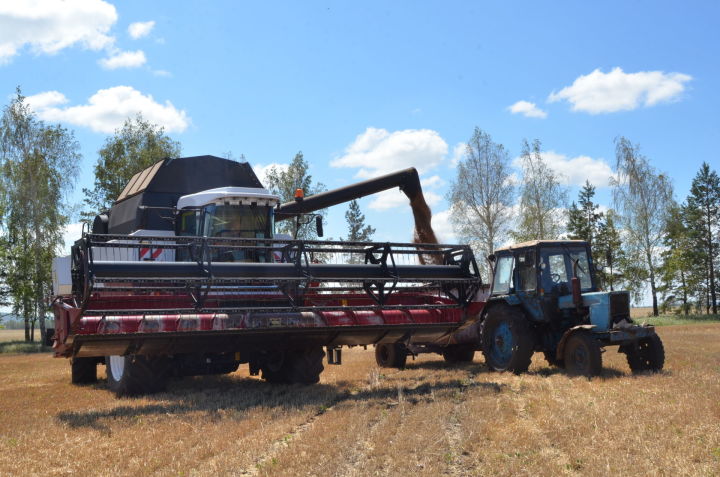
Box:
[481,304,534,374]
[71,357,98,384]
[374,343,408,369]
[563,332,602,377]
[442,344,475,363]
[624,334,665,373]
[106,355,169,397]
[261,347,325,384]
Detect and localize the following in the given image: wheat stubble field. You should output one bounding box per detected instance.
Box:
[0,325,719,477]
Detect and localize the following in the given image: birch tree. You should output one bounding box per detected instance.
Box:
[0,89,80,342]
[448,127,514,274]
[512,139,567,242]
[612,137,673,316]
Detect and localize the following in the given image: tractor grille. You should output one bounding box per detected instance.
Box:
[610,292,630,320]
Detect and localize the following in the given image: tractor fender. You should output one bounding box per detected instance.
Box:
[555,325,597,361]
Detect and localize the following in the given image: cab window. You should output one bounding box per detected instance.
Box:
[516,250,536,291]
[492,255,514,295]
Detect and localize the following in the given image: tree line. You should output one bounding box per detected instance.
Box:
[449,127,719,316]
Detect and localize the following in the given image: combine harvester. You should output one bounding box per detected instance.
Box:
[53,155,664,396]
[52,156,485,396]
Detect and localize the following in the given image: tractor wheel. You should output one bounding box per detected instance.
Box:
[106,355,169,397]
[481,304,534,374]
[261,347,325,384]
[374,343,408,369]
[624,334,665,373]
[442,345,475,364]
[542,351,564,368]
[563,332,602,377]
[71,357,98,384]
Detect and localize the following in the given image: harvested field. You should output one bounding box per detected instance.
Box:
[0,325,719,476]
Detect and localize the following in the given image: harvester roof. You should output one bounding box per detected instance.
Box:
[107,155,264,234]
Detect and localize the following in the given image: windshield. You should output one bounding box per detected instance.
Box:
[539,246,592,293]
[203,204,273,239]
[492,255,514,295]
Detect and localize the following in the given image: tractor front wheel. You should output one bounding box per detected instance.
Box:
[563,332,602,377]
[623,334,665,373]
[374,343,408,369]
[481,304,534,374]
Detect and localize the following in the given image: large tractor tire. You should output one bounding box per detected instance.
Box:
[623,334,665,373]
[563,332,602,377]
[71,357,98,384]
[106,355,169,397]
[261,347,325,384]
[442,344,475,364]
[481,304,534,374]
[374,342,408,369]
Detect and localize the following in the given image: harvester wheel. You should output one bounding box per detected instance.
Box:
[71,357,98,384]
[261,347,325,384]
[623,334,665,373]
[480,304,534,374]
[442,345,475,363]
[106,355,169,397]
[563,332,602,377]
[374,343,408,369]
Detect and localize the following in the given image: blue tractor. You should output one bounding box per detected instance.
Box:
[482,240,664,376]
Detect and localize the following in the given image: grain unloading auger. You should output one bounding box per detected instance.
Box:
[52,156,487,396]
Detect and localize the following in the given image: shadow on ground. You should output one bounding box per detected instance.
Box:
[56,372,506,432]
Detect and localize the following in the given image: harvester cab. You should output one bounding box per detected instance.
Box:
[482,240,664,377]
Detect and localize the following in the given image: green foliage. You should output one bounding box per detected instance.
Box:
[683,162,720,314]
[344,200,375,242]
[82,114,181,219]
[264,151,326,240]
[512,139,567,242]
[612,137,673,315]
[448,127,514,275]
[0,88,80,342]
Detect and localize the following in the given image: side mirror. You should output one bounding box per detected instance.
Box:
[315,215,324,237]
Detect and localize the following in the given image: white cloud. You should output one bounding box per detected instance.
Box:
[513,150,615,187]
[128,20,155,39]
[99,49,146,69]
[421,175,445,189]
[508,100,548,119]
[27,86,190,133]
[430,209,457,244]
[548,67,692,114]
[450,142,465,167]
[331,127,448,178]
[253,163,288,187]
[24,90,68,110]
[368,188,441,211]
[0,0,117,64]
[152,69,172,77]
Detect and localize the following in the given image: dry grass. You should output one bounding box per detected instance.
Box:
[0,329,36,342]
[0,325,719,476]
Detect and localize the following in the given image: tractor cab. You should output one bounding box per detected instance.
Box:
[175,187,280,262]
[490,240,597,317]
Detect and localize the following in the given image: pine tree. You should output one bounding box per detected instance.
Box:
[345,200,375,242]
[595,209,624,291]
[566,181,603,243]
[684,162,720,314]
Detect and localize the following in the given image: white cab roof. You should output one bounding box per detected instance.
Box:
[177,187,280,209]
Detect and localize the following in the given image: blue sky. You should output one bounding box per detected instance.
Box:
[1,0,718,248]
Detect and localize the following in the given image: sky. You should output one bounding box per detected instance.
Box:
[1,0,718,253]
